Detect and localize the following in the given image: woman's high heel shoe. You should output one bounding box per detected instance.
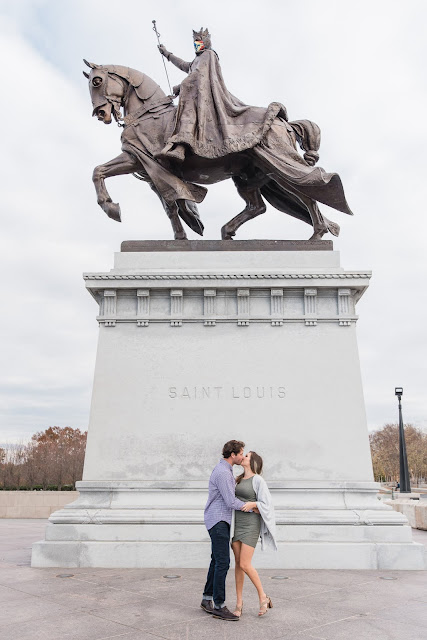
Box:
[258,596,272,616]
[233,603,243,617]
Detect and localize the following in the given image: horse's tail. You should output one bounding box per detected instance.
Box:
[177,199,204,236]
[288,119,321,166]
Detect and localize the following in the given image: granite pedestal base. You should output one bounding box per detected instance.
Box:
[32,241,426,569]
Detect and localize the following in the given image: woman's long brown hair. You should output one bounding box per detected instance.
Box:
[236,451,263,484]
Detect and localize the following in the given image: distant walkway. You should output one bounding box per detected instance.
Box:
[0,520,426,640]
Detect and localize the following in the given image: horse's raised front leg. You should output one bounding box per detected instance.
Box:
[221,177,267,240]
[92,152,140,222]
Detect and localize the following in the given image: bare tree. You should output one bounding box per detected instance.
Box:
[370,423,427,483]
[0,427,87,490]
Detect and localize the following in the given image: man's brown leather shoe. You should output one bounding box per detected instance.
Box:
[212,606,239,621]
[200,599,214,614]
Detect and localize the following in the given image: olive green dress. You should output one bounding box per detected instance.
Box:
[232,477,261,548]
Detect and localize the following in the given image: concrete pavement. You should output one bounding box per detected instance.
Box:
[1,519,427,640]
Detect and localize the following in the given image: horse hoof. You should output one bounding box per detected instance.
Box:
[105,202,121,222]
[221,226,235,240]
[308,229,327,241]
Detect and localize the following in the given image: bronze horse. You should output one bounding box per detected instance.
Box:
[83,60,353,240]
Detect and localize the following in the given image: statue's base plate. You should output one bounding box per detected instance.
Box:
[121,239,333,252]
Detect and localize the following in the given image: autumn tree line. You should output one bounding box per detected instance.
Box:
[1,423,426,490]
[370,424,427,483]
[0,427,87,490]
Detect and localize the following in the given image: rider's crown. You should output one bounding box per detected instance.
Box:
[192,28,211,50]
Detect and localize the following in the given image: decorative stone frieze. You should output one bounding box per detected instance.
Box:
[93,286,361,327]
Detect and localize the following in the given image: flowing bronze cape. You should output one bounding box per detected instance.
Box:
[157,50,288,161]
[155,50,352,218]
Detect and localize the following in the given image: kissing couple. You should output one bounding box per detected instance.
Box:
[201,439,277,621]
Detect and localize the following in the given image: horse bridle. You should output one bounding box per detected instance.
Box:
[91,71,127,125]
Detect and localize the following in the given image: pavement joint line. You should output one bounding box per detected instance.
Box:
[300,613,365,633]
[140,614,284,633]
[291,586,352,600]
[87,596,202,613]
[0,582,49,598]
[374,604,427,630]
[293,576,379,589]
[93,631,160,640]
[134,628,177,640]
[68,576,167,595]
[364,613,427,633]
[290,577,390,601]
[93,634,136,640]
[109,626,173,640]
[0,609,142,635]
[70,577,103,585]
[60,608,144,633]
[139,614,218,633]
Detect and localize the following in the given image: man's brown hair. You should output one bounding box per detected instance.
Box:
[222,440,245,458]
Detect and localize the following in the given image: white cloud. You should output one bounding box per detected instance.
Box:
[1,0,426,441]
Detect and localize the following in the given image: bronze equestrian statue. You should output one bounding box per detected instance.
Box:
[83,28,353,240]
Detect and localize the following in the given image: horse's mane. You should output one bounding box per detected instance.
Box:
[99,65,164,101]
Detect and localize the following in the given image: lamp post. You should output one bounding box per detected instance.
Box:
[395,387,411,493]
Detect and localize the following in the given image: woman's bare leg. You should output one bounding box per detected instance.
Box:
[239,543,266,604]
[231,541,244,614]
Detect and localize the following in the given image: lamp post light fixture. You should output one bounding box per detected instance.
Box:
[395,387,411,494]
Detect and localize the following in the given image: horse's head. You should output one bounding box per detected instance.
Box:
[83,60,166,125]
[83,60,126,125]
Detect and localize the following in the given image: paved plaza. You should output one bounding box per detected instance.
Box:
[1,519,426,640]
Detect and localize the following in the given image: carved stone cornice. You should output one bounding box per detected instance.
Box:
[84,271,372,281]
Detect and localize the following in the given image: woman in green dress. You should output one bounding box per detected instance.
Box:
[231,451,277,617]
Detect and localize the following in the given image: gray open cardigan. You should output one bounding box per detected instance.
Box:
[252,474,278,551]
[231,474,277,551]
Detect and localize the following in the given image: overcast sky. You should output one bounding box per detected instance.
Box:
[0,0,426,443]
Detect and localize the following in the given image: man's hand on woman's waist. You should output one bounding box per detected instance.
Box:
[241,501,257,512]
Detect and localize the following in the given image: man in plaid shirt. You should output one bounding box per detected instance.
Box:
[201,440,253,621]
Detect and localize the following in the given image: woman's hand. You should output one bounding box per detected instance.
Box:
[241,501,257,512]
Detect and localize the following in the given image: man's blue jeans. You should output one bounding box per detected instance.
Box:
[203,520,230,607]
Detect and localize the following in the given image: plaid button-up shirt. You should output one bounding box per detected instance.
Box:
[204,459,245,531]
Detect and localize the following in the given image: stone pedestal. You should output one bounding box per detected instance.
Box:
[32,241,426,569]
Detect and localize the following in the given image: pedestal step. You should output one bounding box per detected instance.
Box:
[32,538,426,570]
